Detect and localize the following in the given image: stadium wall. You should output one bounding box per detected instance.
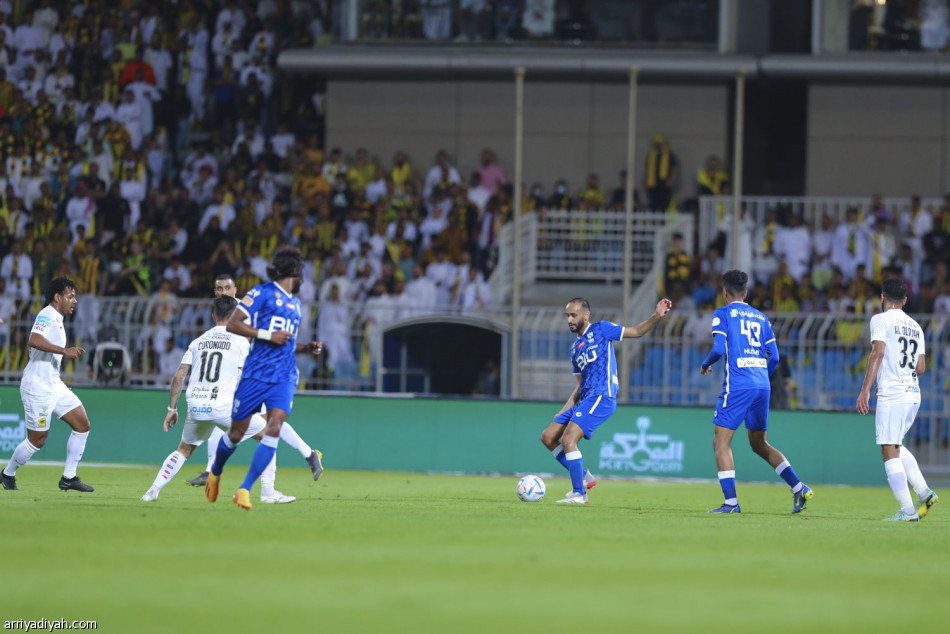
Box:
[807,85,950,197]
[0,387,883,486]
[325,80,728,200]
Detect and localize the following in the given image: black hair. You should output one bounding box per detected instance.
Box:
[266,245,304,280]
[882,277,908,303]
[567,297,591,312]
[45,276,76,306]
[212,295,238,322]
[215,272,235,282]
[722,270,748,298]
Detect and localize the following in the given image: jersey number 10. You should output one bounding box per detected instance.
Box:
[198,350,223,383]
[740,319,761,347]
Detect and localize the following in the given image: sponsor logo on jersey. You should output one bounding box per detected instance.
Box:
[577,341,586,350]
[575,349,598,371]
[38,417,47,427]
[598,417,685,474]
[268,315,298,335]
[730,309,737,317]
[0,413,26,455]
[241,296,254,307]
[191,405,213,414]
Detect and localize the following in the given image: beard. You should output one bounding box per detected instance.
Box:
[292,278,302,294]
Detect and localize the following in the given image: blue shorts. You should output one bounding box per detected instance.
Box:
[714,388,770,431]
[554,395,617,439]
[232,377,295,422]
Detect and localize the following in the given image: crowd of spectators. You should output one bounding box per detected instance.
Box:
[666,191,950,349]
[0,0,945,390]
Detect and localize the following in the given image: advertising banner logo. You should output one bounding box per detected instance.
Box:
[599,416,684,474]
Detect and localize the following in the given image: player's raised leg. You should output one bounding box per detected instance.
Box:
[280,421,323,481]
[541,420,570,471]
[143,442,195,501]
[900,446,938,517]
[711,424,740,513]
[747,428,812,513]
[58,404,94,492]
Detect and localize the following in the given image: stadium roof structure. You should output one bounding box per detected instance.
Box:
[279,47,950,84]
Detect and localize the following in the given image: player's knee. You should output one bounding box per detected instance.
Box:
[31,434,47,448]
[540,430,556,448]
[178,443,195,458]
[227,428,243,444]
[73,417,91,433]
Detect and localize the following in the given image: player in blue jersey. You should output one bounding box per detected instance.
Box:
[205,245,323,510]
[540,296,672,504]
[700,269,813,514]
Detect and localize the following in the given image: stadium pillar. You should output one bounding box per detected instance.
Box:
[511,67,525,399]
[731,68,746,269]
[620,66,639,403]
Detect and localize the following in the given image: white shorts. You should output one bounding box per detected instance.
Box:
[875,400,920,445]
[181,412,266,447]
[20,381,83,432]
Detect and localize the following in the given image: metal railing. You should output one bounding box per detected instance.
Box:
[490,210,694,303]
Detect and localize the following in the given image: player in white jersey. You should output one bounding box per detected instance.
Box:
[857,277,938,521]
[1,277,94,492]
[142,296,301,503]
[180,274,323,493]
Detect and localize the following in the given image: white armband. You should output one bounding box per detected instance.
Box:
[257,329,272,342]
[167,406,177,412]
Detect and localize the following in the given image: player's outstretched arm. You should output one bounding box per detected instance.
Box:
[164,363,191,431]
[29,332,83,359]
[622,298,672,339]
[857,341,885,415]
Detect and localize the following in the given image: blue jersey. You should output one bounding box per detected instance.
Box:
[571,321,624,401]
[708,302,778,395]
[237,281,302,385]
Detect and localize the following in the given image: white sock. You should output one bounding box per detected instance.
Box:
[3,440,40,475]
[899,446,930,499]
[206,426,225,472]
[260,453,277,497]
[150,451,187,492]
[63,431,89,479]
[884,458,915,515]
[279,422,312,459]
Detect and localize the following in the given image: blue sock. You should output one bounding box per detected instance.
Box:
[718,470,737,506]
[240,435,278,491]
[552,446,570,472]
[775,460,803,492]
[565,450,585,494]
[210,435,238,476]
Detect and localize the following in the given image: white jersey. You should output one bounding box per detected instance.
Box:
[180,325,249,420]
[870,309,925,404]
[21,305,66,390]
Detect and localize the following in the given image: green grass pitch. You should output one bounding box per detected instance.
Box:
[3,465,949,634]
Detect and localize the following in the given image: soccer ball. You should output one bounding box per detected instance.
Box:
[516,475,545,502]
